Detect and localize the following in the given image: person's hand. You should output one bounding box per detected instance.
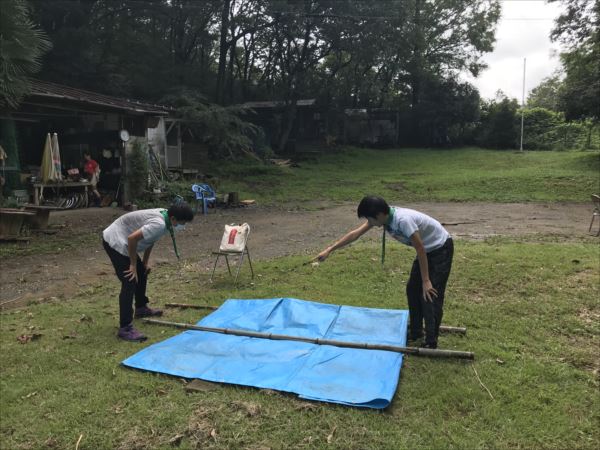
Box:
[422,280,438,302]
[315,248,332,262]
[124,264,138,282]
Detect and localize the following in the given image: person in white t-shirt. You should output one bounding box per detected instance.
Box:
[102,202,194,341]
[315,196,453,349]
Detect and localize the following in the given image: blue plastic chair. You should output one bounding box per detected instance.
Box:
[191,184,217,215]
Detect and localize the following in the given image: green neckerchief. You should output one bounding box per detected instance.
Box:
[382,207,394,265]
[160,209,180,259]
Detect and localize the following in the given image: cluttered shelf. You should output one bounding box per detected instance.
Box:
[32,180,91,207]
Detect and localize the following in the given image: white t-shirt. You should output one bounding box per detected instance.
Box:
[385,207,449,252]
[103,209,168,256]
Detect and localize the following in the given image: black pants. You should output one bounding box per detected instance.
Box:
[406,238,453,346]
[102,239,149,327]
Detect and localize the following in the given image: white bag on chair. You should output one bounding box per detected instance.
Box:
[219,223,250,252]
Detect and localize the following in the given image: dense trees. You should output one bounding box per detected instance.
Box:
[7,0,501,150]
[2,0,595,152]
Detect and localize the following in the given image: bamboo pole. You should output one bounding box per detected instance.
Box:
[164,303,467,335]
[165,303,218,310]
[143,318,474,360]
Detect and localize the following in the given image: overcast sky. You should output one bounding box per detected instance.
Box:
[466,0,564,101]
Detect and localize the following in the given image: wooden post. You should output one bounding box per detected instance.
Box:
[143,318,474,360]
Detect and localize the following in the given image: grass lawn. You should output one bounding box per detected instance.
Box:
[204,147,600,205]
[1,239,598,449]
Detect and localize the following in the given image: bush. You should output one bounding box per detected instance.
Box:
[127,139,149,200]
[521,107,591,151]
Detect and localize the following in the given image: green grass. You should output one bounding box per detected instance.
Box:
[1,239,598,449]
[204,147,600,205]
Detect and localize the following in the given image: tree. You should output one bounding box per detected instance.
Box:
[161,90,259,159]
[527,75,562,111]
[548,0,599,122]
[0,0,51,109]
[476,92,519,149]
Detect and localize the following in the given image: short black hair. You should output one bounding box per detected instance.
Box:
[357,196,389,219]
[168,202,194,222]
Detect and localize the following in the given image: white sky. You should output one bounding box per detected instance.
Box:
[465,0,564,101]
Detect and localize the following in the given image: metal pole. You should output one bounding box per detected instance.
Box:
[520,57,526,151]
[163,303,467,335]
[143,318,475,359]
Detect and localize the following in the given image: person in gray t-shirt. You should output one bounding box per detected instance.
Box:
[315,196,453,349]
[102,202,194,341]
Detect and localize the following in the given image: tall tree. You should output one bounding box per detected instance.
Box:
[0,0,51,109]
[527,74,562,111]
[549,0,599,122]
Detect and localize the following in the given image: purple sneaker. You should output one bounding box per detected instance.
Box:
[117,325,147,342]
[134,306,163,319]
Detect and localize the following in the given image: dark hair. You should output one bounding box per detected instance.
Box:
[83,151,91,157]
[357,196,389,219]
[168,202,194,222]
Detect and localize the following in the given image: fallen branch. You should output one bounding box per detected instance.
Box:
[75,434,83,450]
[472,365,494,400]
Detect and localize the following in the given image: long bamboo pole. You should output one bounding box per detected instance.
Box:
[164,303,467,335]
[142,318,474,360]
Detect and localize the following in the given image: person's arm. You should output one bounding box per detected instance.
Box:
[142,245,153,274]
[124,229,144,282]
[315,221,372,262]
[410,231,438,302]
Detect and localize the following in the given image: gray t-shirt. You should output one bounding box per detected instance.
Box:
[386,207,449,252]
[103,209,168,256]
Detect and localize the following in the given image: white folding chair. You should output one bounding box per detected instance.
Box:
[210,223,254,283]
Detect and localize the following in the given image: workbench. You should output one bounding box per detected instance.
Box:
[32,181,91,206]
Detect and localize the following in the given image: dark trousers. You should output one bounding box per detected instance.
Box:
[102,239,149,327]
[406,238,453,346]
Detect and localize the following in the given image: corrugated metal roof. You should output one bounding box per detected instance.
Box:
[28,80,173,115]
[242,99,316,109]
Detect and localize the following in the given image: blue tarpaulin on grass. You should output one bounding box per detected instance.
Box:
[122,298,408,408]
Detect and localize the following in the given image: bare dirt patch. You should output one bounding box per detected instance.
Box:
[0,201,595,309]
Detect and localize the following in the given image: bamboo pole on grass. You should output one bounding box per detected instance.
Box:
[164,303,468,335]
[143,318,474,360]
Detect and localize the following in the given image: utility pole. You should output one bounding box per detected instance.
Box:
[520,58,526,152]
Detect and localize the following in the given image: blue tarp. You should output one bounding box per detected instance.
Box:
[122,298,408,408]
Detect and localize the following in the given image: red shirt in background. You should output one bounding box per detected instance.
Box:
[84,159,99,176]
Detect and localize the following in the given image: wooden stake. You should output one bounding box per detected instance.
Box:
[143,318,474,360]
[163,304,467,335]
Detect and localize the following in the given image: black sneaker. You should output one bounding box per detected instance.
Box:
[421,342,437,349]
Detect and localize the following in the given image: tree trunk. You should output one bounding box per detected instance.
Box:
[215,0,231,104]
[409,0,423,146]
[226,37,238,104]
[277,100,298,153]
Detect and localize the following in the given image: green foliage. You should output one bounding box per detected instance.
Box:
[161,91,262,160]
[521,107,564,150]
[548,0,599,122]
[1,240,598,449]
[0,0,51,109]
[558,43,600,121]
[527,74,562,111]
[127,140,149,201]
[475,94,519,149]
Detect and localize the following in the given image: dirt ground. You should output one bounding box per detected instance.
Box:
[0,201,595,309]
